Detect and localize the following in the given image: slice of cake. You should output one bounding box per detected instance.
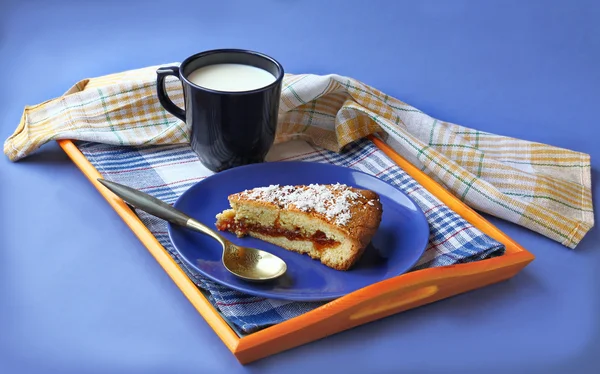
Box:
[215,183,383,271]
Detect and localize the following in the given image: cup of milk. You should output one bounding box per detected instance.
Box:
[156,49,284,172]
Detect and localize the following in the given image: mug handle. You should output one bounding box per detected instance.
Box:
[156,66,186,122]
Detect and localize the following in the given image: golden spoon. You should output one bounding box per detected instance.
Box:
[97,178,287,282]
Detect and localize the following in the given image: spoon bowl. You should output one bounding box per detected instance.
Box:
[222,241,287,281]
[97,178,287,282]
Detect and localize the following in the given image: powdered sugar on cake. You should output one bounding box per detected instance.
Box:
[238,183,373,225]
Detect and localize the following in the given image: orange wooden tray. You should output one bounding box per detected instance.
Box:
[57,136,535,364]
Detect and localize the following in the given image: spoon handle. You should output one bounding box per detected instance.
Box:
[97,178,225,244]
[97,178,191,227]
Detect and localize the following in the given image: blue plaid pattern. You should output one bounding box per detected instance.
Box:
[76,138,505,334]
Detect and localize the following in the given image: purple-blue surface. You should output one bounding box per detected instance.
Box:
[170,161,429,301]
[0,0,598,373]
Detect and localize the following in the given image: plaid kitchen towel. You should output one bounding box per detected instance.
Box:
[76,137,505,334]
[4,64,594,248]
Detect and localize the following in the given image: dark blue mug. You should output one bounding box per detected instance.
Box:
[156,49,284,172]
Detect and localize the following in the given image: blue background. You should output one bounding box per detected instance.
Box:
[1,0,598,373]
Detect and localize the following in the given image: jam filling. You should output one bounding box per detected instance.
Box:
[216,218,339,251]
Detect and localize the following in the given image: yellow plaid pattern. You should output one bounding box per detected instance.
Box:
[4,64,594,248]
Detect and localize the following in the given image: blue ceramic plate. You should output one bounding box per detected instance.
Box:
[168,162,429,301]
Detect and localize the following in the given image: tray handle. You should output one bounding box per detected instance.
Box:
[348,284,439,321]
[340,259,525,326]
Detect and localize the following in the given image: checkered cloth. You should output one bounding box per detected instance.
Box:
[4,63,593,247]
[76,137,505,334]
